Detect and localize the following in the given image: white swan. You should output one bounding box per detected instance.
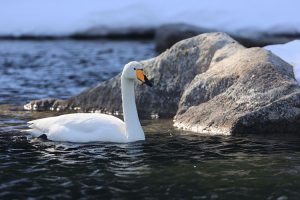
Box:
[27,61,152,143]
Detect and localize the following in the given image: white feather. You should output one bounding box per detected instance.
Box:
[28,113,126,143]
[26,61,146,143]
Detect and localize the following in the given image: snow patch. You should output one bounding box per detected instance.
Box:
[0,0,300,36]
[265,40,300,84]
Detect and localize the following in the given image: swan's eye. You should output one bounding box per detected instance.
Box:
[133,68,136,70]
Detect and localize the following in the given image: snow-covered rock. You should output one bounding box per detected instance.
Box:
[265,40,300,84]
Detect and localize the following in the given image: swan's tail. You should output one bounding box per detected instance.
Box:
[23,120,47,137]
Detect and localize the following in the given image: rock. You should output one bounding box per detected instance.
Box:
[24,32,300,134]
[24,98,66,111]
[174,46,300,134]
[26,33,239,117]
[71,26,154,39]
[155,23,300,52]
[155,23,214,52]
[4,22,299,53]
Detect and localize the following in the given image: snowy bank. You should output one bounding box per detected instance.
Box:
[0,0,300,37]
[265,40,300,84]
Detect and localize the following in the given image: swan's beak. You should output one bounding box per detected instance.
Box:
[136,69,153,87]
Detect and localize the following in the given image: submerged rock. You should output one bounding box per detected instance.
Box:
[24,32,300,134]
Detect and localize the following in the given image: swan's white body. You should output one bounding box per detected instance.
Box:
[28,113,127,143]
[27,61,148,143]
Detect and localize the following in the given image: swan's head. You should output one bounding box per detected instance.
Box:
[122,61,152,87]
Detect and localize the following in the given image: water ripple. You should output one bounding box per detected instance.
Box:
[0,40,300,199]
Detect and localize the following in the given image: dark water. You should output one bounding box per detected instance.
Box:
[1,40,300,200]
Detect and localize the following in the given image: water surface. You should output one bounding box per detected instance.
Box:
[0,40,300,200]
[0,39,154,104]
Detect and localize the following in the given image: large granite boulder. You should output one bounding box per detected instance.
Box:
[24,32,300,134]
[174,46,300,134]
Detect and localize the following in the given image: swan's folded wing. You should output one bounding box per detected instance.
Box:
[27,113,127,142]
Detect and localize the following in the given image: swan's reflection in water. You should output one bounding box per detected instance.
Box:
[30,138,150,187]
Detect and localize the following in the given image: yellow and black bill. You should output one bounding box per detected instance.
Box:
[136,69,153,87]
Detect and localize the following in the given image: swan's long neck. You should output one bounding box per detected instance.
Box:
[121,76,145,141]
